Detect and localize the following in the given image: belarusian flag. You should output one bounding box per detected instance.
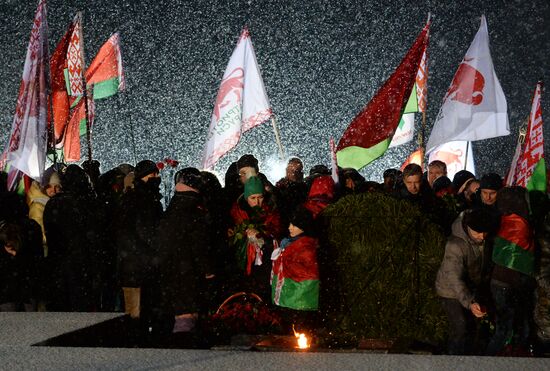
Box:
[336,21,429,169]
[513,82,546,192]
[426,15,509,154]
[5,0,50,187]
[50,15,77,149]
[64,32,125,161]
[271,236,319,311]
[493,214,535,277]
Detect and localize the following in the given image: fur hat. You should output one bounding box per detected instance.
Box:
[174,167,202,190]
[480,173,503,191]
[244,176,264,199]
[290,206,315,235]
[134,160,159,180]
[237,154,259,173]
[452,170,475,193]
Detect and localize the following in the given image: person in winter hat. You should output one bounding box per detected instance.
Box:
[237,154,259,185]
[436,207,497,355]
[271,206,319,333]
[152,167,215,334]
[114,159,163,319]
[229,176,283,301]
[478,173,503,207]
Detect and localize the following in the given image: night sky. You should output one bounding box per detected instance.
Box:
[1,0,549,183]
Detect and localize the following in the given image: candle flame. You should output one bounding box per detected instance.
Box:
[292,325,310,349]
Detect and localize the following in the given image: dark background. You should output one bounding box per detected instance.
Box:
[1,0,549,183]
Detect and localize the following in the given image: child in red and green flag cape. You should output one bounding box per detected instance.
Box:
[271,206,319,314]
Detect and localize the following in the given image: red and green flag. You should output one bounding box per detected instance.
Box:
[336,20,429,170]
[493,214,535,277]
[64,32,125,161]
[511,81,546,193]
[271,236,319,311]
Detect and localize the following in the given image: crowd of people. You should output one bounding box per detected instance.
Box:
[1,154,549,355]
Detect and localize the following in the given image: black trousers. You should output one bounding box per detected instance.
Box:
[440,297,476,355]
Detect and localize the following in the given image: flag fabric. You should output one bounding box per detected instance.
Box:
[50,14,79,149]
[426,15,509,154]
[67,12,85,97]
[202,28,273,169]
[63,32,125,161]
[400,147,424,171]
[336,21,429,170]
[505,135,523,186]
[513,82,545,192]
[5,0,50,186]
[329,137,339,184]
[389,113,415,148]
[271,236,319,311]
[416,47,428,113]
[493,214,535,277]
[428,140,476,180]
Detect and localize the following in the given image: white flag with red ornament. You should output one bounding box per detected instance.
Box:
[428,140,476,181]
[5,0,50,185]
[67,12,85,97]
[513,82,546,192]
[426,15,509,154]
[202,29,273,169]
[505,137,522,186]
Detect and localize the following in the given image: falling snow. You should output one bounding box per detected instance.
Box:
[0,0,549,185]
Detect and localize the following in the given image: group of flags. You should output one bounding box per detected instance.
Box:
[2,0,124,190]
[3,2,545,194]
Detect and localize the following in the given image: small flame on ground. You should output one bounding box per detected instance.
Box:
[292,324,310,349]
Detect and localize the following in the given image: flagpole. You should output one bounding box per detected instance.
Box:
[271,115,285,160]
[463,141,469,170]
[78,11,93,163]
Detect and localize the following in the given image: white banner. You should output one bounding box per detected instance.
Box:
[202,29,272,169]
[428,140,476,181]
[426,15,509,154]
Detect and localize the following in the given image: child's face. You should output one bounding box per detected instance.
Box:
[288,223,304,238]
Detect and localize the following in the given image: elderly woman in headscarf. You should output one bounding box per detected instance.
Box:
[229,176,283,300]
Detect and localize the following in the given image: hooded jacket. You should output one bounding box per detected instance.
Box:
[435,213,484,308]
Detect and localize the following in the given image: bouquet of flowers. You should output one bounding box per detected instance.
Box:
[206,292,282,336]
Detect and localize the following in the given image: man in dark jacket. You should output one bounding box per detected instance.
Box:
[44,165,104,311]
[435,208,496,354]
[154,168,215,333]
[115,160,163,319]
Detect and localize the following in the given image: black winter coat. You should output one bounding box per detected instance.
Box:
[154,191,212,315]
[115,181,163,287]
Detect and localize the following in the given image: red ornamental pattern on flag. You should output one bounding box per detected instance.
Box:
[514,83,544,188]
[6,0,49,183]
[202,28,273,169]
[416,47,428,113]
[67,12,84,96]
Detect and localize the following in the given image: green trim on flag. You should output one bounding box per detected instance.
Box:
[273,278,319,310]
[403,83,419,114]
[527,158,547,193]
[336,139,390,170]
[92,77,120,100]
[79,118,87,136]
[493,236,535,276]
[63,68,71,95]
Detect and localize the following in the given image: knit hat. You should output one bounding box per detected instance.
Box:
[244,176,264,199]
[452,170,475,193]
[174,167,202,190]
[433,176,453,194]
[290,206,315,235]
[463,208,497,233]
[480,173,503,191]
[309,164,331,177]
[237,154,259,172]
[134,160,159,180]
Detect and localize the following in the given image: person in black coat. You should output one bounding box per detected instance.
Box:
[115,160,163,319]
[43,164,105,311]
[153,168,215,333]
